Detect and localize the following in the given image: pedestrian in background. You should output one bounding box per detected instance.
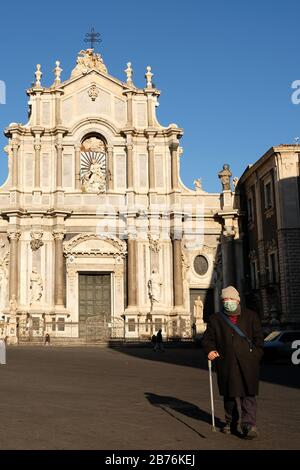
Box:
[202,286,264,439]
[44,333,50,346]
[154,329,164,352]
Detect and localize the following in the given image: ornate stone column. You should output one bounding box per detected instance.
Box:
[170,142,179,190]
[34,142,41,189]
[148,142,155,191]
[126,143,134,190]
[107,146,114,191]
[221,231,236,287]
[75,144,81,190]
[56,142,63,189]
[146,94,154,127]
[127,237,137,307]
[8,230,21,301]
[53,230,65,306]
[11,140,20,188]
[55,94,62,125]
[172,238,184,309]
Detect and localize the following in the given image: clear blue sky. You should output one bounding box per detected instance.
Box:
[0,0,300,191]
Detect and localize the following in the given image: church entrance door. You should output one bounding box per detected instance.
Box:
[79,273,111,340]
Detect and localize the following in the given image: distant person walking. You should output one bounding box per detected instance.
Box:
[154,329,164,352]
[202,286,264,439]
[0,338,6,364]
[44,333,50,346]
[151,334,157,350]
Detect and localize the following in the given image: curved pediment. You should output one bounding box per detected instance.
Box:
[63,233,126,256]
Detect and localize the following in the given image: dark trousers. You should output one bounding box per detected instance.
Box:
[223,396,257,427]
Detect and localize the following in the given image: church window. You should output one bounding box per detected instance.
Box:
[194,255,209,276]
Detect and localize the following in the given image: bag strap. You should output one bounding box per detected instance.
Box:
[218,311,254,351]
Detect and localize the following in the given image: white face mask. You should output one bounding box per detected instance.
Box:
[223,300,238,312]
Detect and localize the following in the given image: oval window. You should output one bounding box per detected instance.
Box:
[194,255,208,276]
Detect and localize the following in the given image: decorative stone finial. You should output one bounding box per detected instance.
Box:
[35,64,42,87]
[145,66,153,88]
[53,60,62,85]
[218,164,232,191]
[125,62,133,86]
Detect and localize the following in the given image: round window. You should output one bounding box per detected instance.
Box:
[194,255,209,276]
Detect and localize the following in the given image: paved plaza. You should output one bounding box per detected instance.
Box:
[0,345,299,450]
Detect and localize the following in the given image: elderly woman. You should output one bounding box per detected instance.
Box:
[202,286,264,439]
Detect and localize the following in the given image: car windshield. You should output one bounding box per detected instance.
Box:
[264,331,281,342]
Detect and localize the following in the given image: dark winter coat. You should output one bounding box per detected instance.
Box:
[202,308,264,397]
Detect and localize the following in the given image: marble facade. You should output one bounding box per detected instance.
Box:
[0,49,240,342]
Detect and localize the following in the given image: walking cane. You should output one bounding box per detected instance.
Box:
[208,360,216,432]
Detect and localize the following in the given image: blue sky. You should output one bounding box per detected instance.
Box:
[0,0,300,191]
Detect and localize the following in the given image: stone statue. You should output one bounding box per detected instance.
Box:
[218,164,232,191]
[193,296,204,323]
[82,137,105,153]
[194,178,204,192]
[71,49,108,77]
[193,295,206,334]
[83,158,106,194]
[30,268,43,304]
[148,268,162,304]
[233,176,239,190]
[9,294,17,315]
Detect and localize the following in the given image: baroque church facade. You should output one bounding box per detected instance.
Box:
[0,49,240,342]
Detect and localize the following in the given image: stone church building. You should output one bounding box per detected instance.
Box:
[0,49,240,342]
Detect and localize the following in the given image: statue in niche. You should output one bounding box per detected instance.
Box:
[30,267,43,304]
[148,268,162,306]
[193,296,204,324]
[81,137,107,194]
[218,164,232,191]
[193,295,206,334]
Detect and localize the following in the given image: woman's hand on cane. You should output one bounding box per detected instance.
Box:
[208,350,220,361]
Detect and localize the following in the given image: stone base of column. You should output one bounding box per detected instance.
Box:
[172,306,187,315]
[54,306,68,314]
[124,307,139,315]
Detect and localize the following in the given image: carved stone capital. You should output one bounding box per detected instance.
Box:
[55,143,63,151]
[11,140,20,152]
[52,229,66,241]
[148,233,160,253]
[169,141,179,152]
[8,230,21,242]
[34,144,41,152]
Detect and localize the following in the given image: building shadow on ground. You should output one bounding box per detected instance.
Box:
[144,392,225,439]
[109,342,300,390]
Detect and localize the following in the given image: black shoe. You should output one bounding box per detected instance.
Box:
[242,425,259,439]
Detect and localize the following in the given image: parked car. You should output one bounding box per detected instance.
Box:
[263,330,300,363]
